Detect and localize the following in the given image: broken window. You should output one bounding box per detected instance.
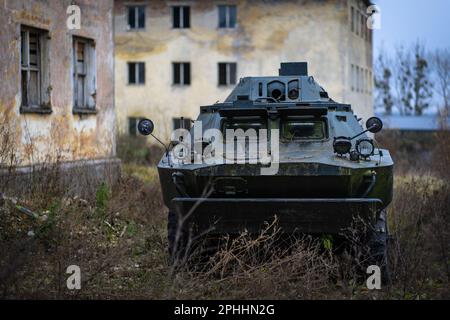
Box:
[73,37,96,111]
[173,117,192,130]
[128,62,145,85]
[172,62,191,85]
[172,6,190,28]
[218,5,237,28]
[128,6,145,30]
[20,26,50,111]
[218,62,237,86]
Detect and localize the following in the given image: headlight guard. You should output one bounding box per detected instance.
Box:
[333,137,352,155]
[356,139,375,158]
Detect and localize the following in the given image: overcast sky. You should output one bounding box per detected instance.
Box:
[373,0,450,57]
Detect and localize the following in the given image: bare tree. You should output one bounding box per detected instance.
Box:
[412,42,433,116]
[374,49,394,115]
[391,43,433,116]
[393,46,414,115]
[431,48,450,116]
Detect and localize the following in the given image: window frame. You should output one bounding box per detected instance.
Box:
[280,116,329,142]
[218,5,237,29]
[172,6,190,29]
[361,12,365,39]
[127,5,146,30]
[221,116,267,132]
[73,36,97,113]
[127,62,145,85]
[355,9,359,36]
[20,25,51,114]
[351,64,355,92]
[364,68,368,93]
[350,6,354,33]
[172,62,191,86]
[172,117,193,130]
[218,62,237,86]
[356,66,360,92]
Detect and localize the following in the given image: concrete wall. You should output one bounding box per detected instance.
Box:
[0,0,116,168]
[346,0,374,123]
[114,0,374,141]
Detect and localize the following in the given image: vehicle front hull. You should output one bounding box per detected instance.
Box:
[172,197,383,235]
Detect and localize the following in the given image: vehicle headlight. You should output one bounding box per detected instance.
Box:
[172,143,191,162]
[333,137,352,155]
[356,139,374,158]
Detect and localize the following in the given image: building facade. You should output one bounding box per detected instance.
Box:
[0,0,119,191]
[114,0,374,140]
[376,114,450,131]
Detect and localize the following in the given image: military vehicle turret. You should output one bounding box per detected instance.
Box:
[138,62,393,266]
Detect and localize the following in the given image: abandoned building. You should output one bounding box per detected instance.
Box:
[114,0,374,140]
[0,0,119,193]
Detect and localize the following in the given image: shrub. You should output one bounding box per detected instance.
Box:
[116,134,164,165]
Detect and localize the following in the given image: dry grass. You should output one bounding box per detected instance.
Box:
[388,174,450,299]
[0,130,449,299]
[1,168,448,299]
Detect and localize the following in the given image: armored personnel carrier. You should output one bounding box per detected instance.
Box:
[138,62,393,265]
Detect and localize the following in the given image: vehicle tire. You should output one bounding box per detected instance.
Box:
[368,209,391,284]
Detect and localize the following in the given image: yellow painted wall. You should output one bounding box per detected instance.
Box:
[114,0,373,141]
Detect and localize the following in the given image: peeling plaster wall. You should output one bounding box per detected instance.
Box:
[0,0,116,167]
[114,0,373,141]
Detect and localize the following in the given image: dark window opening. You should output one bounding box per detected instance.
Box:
[351,7,354,32]
[173,6,190,28]
[128,6,145,30]
[221,117,268,146]
[218,5,237,28]
[128,62,145,84]
[173,117,192,130]
[222,117,267,131]
[172,62,191,85]
[218,62,237,86]
[281,118,327,140]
